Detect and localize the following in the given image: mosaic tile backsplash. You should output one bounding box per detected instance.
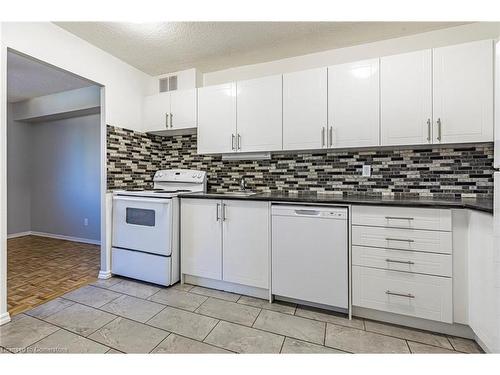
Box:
[107,125,494,198]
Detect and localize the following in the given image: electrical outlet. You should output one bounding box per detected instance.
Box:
[84,218,89,226]
[362,165,371,177]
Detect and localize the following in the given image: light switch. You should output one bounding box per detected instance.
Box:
[362,165,371,177]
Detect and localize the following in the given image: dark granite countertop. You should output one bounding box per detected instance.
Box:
[179,191,493,214]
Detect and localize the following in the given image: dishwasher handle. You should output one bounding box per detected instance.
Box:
[294,209,321,216]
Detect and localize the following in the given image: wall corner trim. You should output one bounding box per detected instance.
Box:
[98,270,112,280]
[0,311,11,326]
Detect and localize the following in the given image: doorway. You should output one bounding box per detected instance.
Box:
[6,50,104,315]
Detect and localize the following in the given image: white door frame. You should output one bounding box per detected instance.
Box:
[0,46,110,325]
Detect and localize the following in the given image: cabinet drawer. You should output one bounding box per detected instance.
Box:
[352,226,452,254]
[352,246,452,277]
[352,205,451,231]
[353,266,452,323]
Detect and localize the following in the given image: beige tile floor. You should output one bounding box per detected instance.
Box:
[0,277,484,354]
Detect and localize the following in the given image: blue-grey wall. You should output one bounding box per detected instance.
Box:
[7,111,101,241]
[7,104,32,234]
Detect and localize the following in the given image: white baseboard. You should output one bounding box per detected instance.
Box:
[7,230,100,245]
[352,306,474,339]
[7,231,32,239]
[98,270,112,279]
[183,274,269,300]
[0,312,11,326]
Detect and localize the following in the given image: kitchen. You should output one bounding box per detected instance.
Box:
[0,10,499,370]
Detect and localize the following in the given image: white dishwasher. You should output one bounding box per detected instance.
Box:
[272,204,348,310]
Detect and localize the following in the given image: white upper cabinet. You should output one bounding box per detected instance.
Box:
[433,39,494,144]
[236,75,283,152]
[283,67,328,150]
[143,92,171,132]
[169,88,197,130]
[381,50,432,146]
[328,59,380,148]
[197,82,237,154]
[195,39,494,152]
[143,89,197,132]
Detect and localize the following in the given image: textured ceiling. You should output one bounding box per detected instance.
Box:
[7,51,94,103]
[54,22,467,75]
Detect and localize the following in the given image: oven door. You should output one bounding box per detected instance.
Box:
[112,195,172,256]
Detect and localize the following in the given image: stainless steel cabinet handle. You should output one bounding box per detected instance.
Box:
[237,134,241,150]
[216,203,220,221]
[385,238,414,243]
[386,290,415,299]
[222,203,227,221]
[321,127,325,148]
[385,259,415,265]
[426,118,431,142]
[437,118,442,142]
[170,113,173,128]
[385,216,414,221]
[231,134,236,151]
[329,127,333,147]
[165,113,169,129]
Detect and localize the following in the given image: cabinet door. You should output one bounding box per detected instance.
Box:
[381,50,432,146]
[181,199,222,280]
[222,200,269,289]
[283,67,327,150]
[237,75,283,152]
[197,83,237,154]
[143,92,171,132]
[328,59,380,148]
[170,88,197,129]
[433,39,494,144]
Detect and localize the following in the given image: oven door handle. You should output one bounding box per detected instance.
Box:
[113,196,172,204]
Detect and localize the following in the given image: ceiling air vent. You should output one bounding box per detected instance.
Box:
[159,75,178,92]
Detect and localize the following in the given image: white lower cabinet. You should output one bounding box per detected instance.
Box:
[352,246,452,277]
[353,266,453,323]
[180,198,269,289]
[222,200,269,288]
[180,199,222,280]
[352,225,452,254]
[352,205,454,324]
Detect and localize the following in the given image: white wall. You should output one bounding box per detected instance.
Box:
[153,68,202,93]
[0,21,155,323]
[7,104,31,235]
[12,86,100,121]
[204,22,500,85]
[468,210,499,353]
[1,22,155,131]
[0,25,9,323]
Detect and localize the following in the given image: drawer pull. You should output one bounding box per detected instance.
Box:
[385,238,414,243]
[386,290,415,299]
[385,259,415,265]
[385,216,414,221]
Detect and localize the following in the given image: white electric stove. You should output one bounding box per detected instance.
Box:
[112,169,206,285]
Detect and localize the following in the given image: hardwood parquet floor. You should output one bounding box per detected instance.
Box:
[7,235,100,316]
